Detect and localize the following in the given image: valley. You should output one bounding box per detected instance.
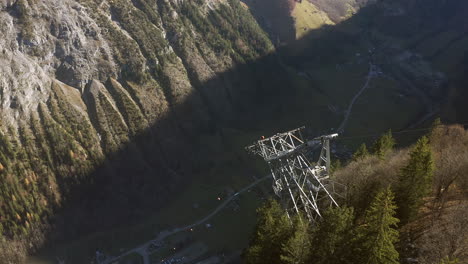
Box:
[1,0,467,263]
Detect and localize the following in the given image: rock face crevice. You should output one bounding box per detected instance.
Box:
[0,0,274,260]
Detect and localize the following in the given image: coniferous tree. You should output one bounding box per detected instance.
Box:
[309,206,356,264]
[357,188,399,264]
[372,130,396,159]
[353,143,369,161]
[244,199,293,264]
[431,118,442,130]
[280,215,311,264]
[395,136,434,223]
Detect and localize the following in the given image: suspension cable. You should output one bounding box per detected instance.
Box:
[333,123,468,141]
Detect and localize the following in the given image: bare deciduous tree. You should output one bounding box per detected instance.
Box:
[417,203,468,264]
[430,125,468,215]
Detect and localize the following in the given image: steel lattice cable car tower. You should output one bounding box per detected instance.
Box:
[246,127,344,222]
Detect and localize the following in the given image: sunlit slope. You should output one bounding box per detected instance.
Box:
[292,0,334,39]
[243,0,373,42]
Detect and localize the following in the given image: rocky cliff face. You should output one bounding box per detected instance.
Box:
[0,0,274,260]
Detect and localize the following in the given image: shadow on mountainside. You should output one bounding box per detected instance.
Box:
[240,0,296,44]
[40,1,468,262]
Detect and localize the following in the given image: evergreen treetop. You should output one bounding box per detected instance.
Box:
[372,130,396,159]
[395,136,434,223]
[309,206,356,264]
[245,199,294,264]
[358,187,400,264]
[280,215,311,264]
[353,143,369,161]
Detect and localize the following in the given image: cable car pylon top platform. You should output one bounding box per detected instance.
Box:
[246,126,343,222]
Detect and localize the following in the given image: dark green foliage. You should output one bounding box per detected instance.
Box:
[356,188,399,264]
[221,0,273,56]
[372,130,396,159]
[181,2,232,56]
[244,199,294,264]
[395,136,434,223]
[180,0,272,62]
[431,118,442,130]
[309,206,356,264]
[245,197,398,264]
[280,215,311,264]
[353,143,369,161]
[0,92,102,248]
[107,79,147,136]
[108,0,168,73]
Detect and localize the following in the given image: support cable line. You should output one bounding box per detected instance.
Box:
[334,122,468,141]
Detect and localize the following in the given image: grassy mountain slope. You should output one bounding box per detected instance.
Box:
[292,0,334,39]
[239,0,468,144]
[279,0,468,133]
[242,0,374,43]
[243,0,468,125]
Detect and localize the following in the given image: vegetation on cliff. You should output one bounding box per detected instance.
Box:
[0,0,274,262]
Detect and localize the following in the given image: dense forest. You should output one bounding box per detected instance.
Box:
[244,123,468,264]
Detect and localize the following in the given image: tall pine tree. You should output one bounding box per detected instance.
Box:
[353,143,369,161]
[280,215,311,264]
[357,188,400,264]
[372,130,396,159]
[309,206,356,264]
[395,136,434,223]
[244,199,293,264]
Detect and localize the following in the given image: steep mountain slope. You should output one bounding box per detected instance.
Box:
[244,0,468,124]
[288,0,468,124]
[240,0,296,43]
[0,0,277,261]
[242,0,374,42]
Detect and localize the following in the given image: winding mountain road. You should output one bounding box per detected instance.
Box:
[336,62,376,133]
[101,175,270,264]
